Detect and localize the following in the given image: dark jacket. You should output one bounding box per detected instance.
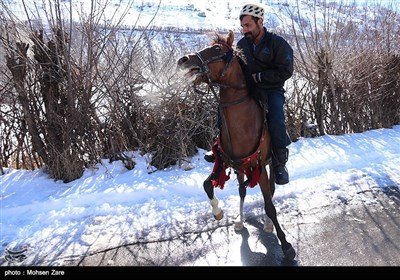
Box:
[237,28,293,91]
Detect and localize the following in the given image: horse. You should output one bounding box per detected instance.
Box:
[177,30,296,261]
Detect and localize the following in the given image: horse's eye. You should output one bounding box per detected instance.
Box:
[214,45,222,51]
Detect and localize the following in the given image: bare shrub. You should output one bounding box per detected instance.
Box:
[281,0,400,139]
[136,32,216,169]
[0,0,143,181]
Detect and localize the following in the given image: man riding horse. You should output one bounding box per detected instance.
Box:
[177,4,297,260]
[205,3,293,185]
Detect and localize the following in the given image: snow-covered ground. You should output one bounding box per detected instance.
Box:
[1,125,399,265]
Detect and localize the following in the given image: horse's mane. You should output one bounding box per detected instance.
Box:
[210,32,258,100]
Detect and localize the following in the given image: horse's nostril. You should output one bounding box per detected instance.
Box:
[177,56,189,65]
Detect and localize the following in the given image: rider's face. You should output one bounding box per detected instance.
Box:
[240,15,262,42]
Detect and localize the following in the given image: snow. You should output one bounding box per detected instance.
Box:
[1,125,400,265]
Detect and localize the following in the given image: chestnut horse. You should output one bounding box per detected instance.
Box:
[177,30,295,260]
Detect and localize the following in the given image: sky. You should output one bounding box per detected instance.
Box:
[1,125,400,265]
[1,0,400,267]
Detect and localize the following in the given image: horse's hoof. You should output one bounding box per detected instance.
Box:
[263,217,274,232]
[214,210,224,220]
[263,222,274,232]
[234,221,244,231]
[282,243,296,261]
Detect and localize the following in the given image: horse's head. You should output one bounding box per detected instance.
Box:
[177,30,235,85]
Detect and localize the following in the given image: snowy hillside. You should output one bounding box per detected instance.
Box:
[4,0,398,32]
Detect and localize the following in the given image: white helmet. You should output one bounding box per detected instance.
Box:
[239,3,264,19]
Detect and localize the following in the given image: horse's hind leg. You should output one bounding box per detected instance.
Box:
[258,168,296,260]
[234,173,246,231]
[269,164,276,197]
[204,176,223,220]
[263,164,276,232]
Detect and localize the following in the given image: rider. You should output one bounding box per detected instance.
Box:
[205,3,293,185]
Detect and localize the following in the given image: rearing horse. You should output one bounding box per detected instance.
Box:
[177,30,295,260]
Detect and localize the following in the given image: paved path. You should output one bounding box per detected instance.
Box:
[65,185,400,267]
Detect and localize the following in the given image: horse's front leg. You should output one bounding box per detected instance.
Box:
[204,176,223,220]
[234,173,246,231]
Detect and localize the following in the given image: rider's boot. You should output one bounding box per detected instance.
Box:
[272,148,289,185]
[204,150,215,163]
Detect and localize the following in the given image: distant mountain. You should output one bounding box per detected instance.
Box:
[4,0,397,33]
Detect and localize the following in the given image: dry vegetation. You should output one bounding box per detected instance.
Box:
[0,0,399,180]
[281,0,400,139]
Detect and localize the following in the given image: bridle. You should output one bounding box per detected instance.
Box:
[194,43,234,83]
[192,42,248,105]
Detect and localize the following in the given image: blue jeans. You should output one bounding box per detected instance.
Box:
[264,89,291,149]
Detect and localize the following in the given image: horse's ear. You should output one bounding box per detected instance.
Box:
[227,30,234,47]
